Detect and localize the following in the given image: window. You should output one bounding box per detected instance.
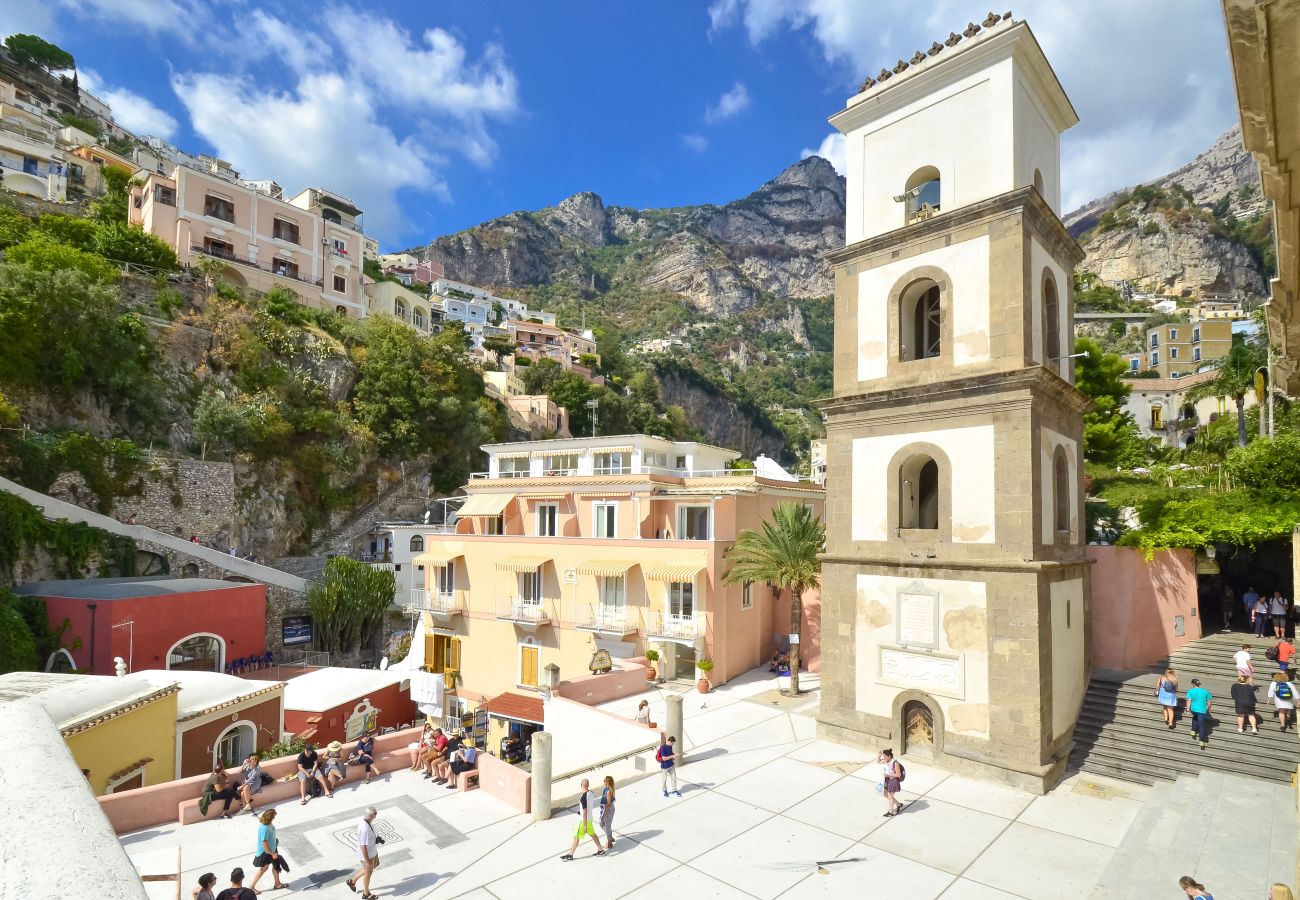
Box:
[108,766,146,794]
[543,453,578,476]
[675,455,687,470]
[598,575,626,610]
[22,156,38,175]
[333,274,347,293]
[536,503,558,537]
[903,166,941,224]
[677,505,711,540]
[167,634,223,672]
[518,570,542,605]
[272,218,300,244]
[899,454,939,530]
[203,194,235,223]
[499,456,530,478]
[410,535,424,552]
[740,582,753,610]
[1150,351,1159,367]
[1053,451,1070,534]
[1193,347,1202,362]
[153,185,175,206]
[1169,328,1178,341]
[425,633,461,675]
[1151,406,1164,429]
[395,299,406,319]
[215,723,255,769]
[271,259,300,279]
[436,563,455,597]
[668,582,694,619]
[1192,327,1201,343]
[1170,347,1179,360]
[594,451,630,475]
[594,502,617,538]
[900,281,941,361]
[331,238,347,256]
[1170,371,1181,378]
[413,309,424,329]
[1129,358,1140,372]
[202,237,234,259]
[485,515,504,536]
[1150,333,1159,349]
[323,208,342,224]
[1043,274,1061,369]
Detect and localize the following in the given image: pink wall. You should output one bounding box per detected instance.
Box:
[771,586,822,672]
[477,750,531,813]
[555,664,652,704]
[1088,546,1200,670]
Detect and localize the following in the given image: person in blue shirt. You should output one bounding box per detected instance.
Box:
[248,809,286,893]
[658,735,680,797]
[1185,679,1213,749]
[446,741,478,789]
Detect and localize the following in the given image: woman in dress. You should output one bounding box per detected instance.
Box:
[1156,668,1179,728]
[409,723,433,771]
[877,748,903,817]
[598,776,616,850]
[1230,674,1260,734]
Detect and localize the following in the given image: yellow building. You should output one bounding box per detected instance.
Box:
[1126,318,1234,379]
[405,435,824,729]
[0,672,178,794]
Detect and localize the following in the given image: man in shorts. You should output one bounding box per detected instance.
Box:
[559,778,605,860]
[422,728,448,780]
[346,807,380,898]
[1270,591,1289,639]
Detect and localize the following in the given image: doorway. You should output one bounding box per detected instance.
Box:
[903,700,935,760]
[666,644,697,682]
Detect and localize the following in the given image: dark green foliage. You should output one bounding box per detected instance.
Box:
[262,285,310,325]
[4,34,75,71]
[58,113,101,139]
[32,214,98,250]
[6,234,118,283]
[90,167,132,225]
[0,431,148,514]
[0,492,137,584]
[481,334,516,357]
[0,204,31,248]
[1224,434,1300,502]
[0,589,38,674]
[1075,337,1145,467]
[94,222,179,271]
[1073,272,1146,312]
[1142,220,1161,237]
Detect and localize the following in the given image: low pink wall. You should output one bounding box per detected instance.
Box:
[772,586,822,672]
[477,750,530,813]
[554,663,652,705]
[1088,546,1200,670]
[98,726,423,835]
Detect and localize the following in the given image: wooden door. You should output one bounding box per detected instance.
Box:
[520,645,539,687]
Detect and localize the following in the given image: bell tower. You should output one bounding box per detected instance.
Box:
[816,14,1091,792]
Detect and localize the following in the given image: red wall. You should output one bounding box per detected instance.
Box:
[179,695,283,779]
[42,583,266,675]
[283,681,417,745]
[1088,546,1200,670]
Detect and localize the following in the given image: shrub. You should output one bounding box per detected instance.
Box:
[94,222,179,271]
[1225,434,1300,502]
[6,234,118,283]
[32,214,98,251]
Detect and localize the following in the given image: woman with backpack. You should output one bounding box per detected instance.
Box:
[1178,874,1214,899]
[877,748,905,817]
[1155,667,1179,728]
[1267,671,1295,731]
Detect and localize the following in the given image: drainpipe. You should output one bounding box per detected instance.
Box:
[86,603,98,673]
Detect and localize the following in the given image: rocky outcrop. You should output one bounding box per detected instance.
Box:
[654,366,785,460]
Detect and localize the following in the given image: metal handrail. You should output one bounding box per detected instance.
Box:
[189,243,324,287]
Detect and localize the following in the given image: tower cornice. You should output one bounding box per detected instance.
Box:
[815,365,1092,418]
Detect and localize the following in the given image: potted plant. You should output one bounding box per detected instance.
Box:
[696,658,714,694]
[644,649,659,681]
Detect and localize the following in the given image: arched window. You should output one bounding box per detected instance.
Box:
[900,280,942,361]
[1033,168,1045,197]
[904,166,941,224]
[1043,272,1061,370]
[214,721,256,769]
[413,308,425,329]
[45,649,75,672]
[899,454,940,530]
[1053,449,1070,533]
[167,634,224,672]
[395,299,406,319]
[410,535,424,552]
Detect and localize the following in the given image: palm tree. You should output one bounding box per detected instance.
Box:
[1188,335,1266,448]
[723,502,825,695]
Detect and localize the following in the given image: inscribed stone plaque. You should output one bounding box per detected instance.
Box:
[898,591,937,648]
[879,647,962,697]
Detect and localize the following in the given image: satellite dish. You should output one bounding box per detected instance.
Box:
[379,656,389,670]
[423,509,431,524]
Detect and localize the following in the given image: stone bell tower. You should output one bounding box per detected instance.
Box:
[815,14,1091,792]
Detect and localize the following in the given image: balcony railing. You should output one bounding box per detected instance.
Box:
[575,604,637,636]
[190,243,323,287]
[496,597,551,625]
[411,589,462,616]
[645,611,702,641]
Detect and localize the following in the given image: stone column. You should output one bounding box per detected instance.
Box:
[665,694,684,767]
[530,730,553,821]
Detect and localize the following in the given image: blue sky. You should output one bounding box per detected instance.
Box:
[4,1,1238,250]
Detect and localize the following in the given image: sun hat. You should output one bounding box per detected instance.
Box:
[327,740,342,753]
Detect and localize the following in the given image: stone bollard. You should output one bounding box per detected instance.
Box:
[665,694,684,767]
[530,731,553,821]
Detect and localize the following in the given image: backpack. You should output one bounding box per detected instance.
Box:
[1278,682,1295,702]
[654,746,663,763]
[896,761,906,784]
[308,774,324,797]
[1266,645,1281,661]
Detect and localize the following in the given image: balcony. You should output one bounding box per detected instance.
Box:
[645,611,703,644]
[190,243,323,287]
[574,604,638,638]
[411,589,463,620]
[496,597,551,630]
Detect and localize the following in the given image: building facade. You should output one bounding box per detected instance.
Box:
[0,98,67,200]
[1123,370,1256,447]
[815,16,1091,792]
[365,280,444,335]
[400,435,823,722]
[129,165,367,316]
[1127,318,1233,378]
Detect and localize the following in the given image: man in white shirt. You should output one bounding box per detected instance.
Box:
[346,807,380,898]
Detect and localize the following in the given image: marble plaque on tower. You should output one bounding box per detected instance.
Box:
[897,589,938,648]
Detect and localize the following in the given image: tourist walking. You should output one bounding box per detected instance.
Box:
[346,807,381,899]
[214,868,256,900]
[1178,874,1215,899]
[877,748,906,817]
[1186,679,1213,749]
[238,754,263,815]
[353,731,381,784]
[1254,593,1271,637]
[1230,674,1260,734]
[657,735,680,797]
[248,809,287,893]
[1156,668,1179,728]
[1272,636,1295,676]
[1243,587,1260,629]
[559,778,606,860]
[598,776,616,849]
[1233,644,1255,686]
[193,872,217,900]
[1270,591,1289,638]
[1268,672,1295,731]
[297,741,332,804]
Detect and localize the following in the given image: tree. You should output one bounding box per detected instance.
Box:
[1225,433,1300,502]
[0,589,38,674]
[722,503,825,695]
[481,334,516,358]
[4,34,74,73]
[91,168,133,225]
[1074,337,1143,466]
[262,285,309,325]
[94,222,179,271]
[6,233,117,283]
[307,557,396,657]
[1188,334,1267,447]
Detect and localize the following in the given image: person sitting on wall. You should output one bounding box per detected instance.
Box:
[351,731,382,784]
[445,740,479,789]
[422,728,449,779]
[431,731,464,785]
[322,741,348,791]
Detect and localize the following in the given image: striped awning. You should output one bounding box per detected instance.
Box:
[576,559,638,578]
[495,555,550,573]
[573,490,633,497]
[456,493,514,517]
[495,451,530,460]
[519,493,566,501]
[593,446,634,454]
[412,549,462,567]
[644,560,707,582]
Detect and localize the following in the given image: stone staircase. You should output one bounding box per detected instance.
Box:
[1072,631,1300,786]
[1091,771,1296,899]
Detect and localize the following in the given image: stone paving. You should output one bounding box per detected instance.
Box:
[127,669,1153,899]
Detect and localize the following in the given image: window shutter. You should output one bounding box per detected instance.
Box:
[450,638,461,672]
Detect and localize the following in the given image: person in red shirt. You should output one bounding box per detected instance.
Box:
[421,728,449,779]
[1276,637,1296,676]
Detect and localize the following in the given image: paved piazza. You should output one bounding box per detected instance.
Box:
[127,670,1148,899]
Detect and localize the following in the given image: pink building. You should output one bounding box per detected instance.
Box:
[129,165,367,317]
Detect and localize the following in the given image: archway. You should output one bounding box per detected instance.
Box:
[1053,448,1070,534]
[45,649,76,672]
[214,721,257,768]
[904,166,941,224]
[899,454,940,530]
[181,562,200,578]
[902,700,935,758]
[899,279,942,361]
[167,633,224,672]
[135,550,169,576]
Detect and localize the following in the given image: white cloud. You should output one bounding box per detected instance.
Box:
[705,81,751,124]
[6,0,211,43]
[801,132,844,174]
[710,0,1237,209]
[681,133,709,153]
[81,70,178,138]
